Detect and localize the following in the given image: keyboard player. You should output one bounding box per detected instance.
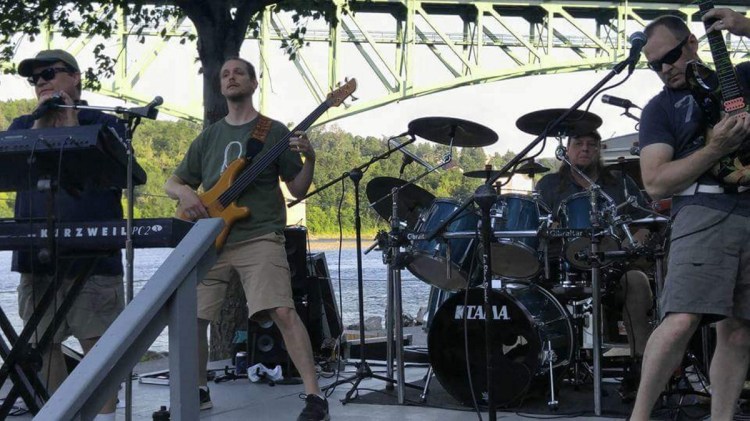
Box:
[7,49,125,420]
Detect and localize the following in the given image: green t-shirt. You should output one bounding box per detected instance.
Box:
[174,117,303,244]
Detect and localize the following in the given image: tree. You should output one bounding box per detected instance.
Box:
[0,0,348,360]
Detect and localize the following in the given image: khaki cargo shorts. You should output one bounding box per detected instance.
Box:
[197,231,294,321]
[18,273,125,343]
[660,205,750,322]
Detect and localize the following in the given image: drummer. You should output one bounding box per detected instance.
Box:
[536,130,653,402]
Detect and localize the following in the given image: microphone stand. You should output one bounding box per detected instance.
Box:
[423,56,636,417]
[53,97,162,421]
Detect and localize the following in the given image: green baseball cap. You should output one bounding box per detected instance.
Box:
[18,49,80,77]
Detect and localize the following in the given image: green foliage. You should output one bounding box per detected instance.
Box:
[0,99,549,238]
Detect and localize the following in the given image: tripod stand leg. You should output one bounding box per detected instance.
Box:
[420,366,433,402]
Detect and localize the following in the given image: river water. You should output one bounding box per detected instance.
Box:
[0,243,432,353]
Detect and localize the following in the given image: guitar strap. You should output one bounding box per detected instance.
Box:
[245,114,272,160]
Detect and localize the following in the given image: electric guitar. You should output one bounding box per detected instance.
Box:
[687,0,750,186]
[179,79,357,249]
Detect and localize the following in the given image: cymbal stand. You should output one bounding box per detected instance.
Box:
[556,145,611,415]
[290,134,426,402]
[475,183,498,421]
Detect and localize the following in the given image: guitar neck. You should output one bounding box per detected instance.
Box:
[217,101,331,207]
[699,0,747,114]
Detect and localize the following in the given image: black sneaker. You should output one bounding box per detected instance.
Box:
[199,387,213,410]
[297,394,329,421]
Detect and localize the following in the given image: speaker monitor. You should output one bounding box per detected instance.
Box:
[283,226,308,290]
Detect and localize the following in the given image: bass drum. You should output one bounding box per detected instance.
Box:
[428,283,573,407]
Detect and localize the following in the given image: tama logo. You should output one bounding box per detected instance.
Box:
[454,305,510,320]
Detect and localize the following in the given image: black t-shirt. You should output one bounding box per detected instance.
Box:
[639,62,750,216]
[536,170,647,221]
[7,109,126,275]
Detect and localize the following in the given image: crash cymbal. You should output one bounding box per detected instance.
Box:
[366,176,435,228]
[408,117,498,147]
[515,108,603,137]
[515,160,550,175]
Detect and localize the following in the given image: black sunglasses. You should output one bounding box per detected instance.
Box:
[647,37,689,72]
[27,67,73,86]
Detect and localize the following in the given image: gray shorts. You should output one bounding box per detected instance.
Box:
[196,232,295,322]
[660,205,750,322]
[18,273,125,343]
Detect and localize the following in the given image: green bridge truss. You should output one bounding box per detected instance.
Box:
[13,0,750,125]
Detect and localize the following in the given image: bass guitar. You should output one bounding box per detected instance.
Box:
[180,79,357,249]
[687,0,750,186]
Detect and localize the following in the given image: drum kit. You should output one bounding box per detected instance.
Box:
[363,112,671,412]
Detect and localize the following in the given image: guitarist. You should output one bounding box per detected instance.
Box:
[631,15,750,421]
[164,57,328,421]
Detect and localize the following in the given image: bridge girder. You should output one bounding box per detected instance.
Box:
[13,0,750,125]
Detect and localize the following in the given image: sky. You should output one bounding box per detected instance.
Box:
[0,10,671,164]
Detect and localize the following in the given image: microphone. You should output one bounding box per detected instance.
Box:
[31,94,66,120]
[145,96,163,119]
[627,31,647,74]
[602,94,635,109]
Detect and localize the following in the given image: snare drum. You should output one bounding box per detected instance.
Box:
[490,194,549,280]
[558,191,620,270]
[409,199,480,290]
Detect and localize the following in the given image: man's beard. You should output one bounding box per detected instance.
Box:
[225,91,250,102]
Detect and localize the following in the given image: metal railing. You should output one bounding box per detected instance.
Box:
[35,218,224,421]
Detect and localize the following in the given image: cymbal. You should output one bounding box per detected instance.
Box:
[366,177,435,228]
[515,108,603,137]
[408,117,498,147]
[462,168,508,179]
[515,161,550,175]
[604,159,643,189]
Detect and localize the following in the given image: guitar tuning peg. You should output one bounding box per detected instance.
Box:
[351,94,359,102]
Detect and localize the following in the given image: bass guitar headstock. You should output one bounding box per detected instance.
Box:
[326,78,357,108]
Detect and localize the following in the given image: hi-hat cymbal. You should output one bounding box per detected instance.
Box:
[408,117,498,147]
[366,177,435,228]
[516,108,603,137]
[515,161,550,175]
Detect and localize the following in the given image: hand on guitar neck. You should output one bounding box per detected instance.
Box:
[702,8,750,38]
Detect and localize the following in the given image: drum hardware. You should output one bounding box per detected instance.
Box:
[545,340,560,411]
[293,132,429,402]
[429,56,635,414]
[475,182,500,416]
[420,366,434,402]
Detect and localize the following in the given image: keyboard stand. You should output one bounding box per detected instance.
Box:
[0,256,100,417]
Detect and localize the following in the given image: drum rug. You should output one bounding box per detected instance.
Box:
[350,377,714,420]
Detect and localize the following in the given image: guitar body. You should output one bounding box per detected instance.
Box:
[688,0,750,187]
[177,158,251,249]
[687,61,750,186]
[175,78,357,250]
